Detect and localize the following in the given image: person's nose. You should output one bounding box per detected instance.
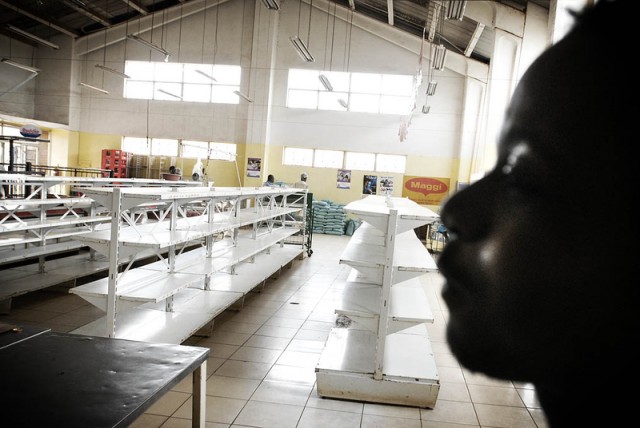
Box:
[439,176,494,243]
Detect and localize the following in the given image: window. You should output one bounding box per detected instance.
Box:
[283,147,313,167]
[313,150,343,168]
[209,143,236,161]
[181,140,209,159]
[124,61,241,104]
[287,69,413,115]
[122,137,150,155]
[151,138,178,157]
[345,152,375,171]
[376,153,406,173]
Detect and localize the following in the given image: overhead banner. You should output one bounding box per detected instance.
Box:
[402,176,450,205]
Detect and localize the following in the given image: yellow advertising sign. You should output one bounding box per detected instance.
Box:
[402,176,450,205]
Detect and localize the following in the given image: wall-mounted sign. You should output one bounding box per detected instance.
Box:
[20,124,42,138]
[402,176,450,205]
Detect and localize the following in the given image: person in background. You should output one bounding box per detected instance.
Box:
[436,1,633,426]
[169,165,177,174]
[263,174,276,187]
[293,172,308,189]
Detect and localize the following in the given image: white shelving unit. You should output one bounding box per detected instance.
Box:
[315,195,441,408]
[69,186,308,344]
[0,174,202,312]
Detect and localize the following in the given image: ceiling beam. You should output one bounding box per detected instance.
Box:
[0,0,79,38]
[116,0,148,15]
[464,21,485,57]
[386,0,394,26]
[61,0,111,27]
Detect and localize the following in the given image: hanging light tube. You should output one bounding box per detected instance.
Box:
[422,105,431,114]
[261,0,280,10]
[79,82,109,94]
[7,25,60,50]
[127,34,170,62]
[0,57,40,73]
[426,80,438,96]
[195,70,217,82]
[290,36,315,62]
[338,98,348,109]
[95,64,130,79]
[431,44,447,71]
[157,88,182,100]
[319,74,333,91]
[233,90,253,103]
[445,0,467,21]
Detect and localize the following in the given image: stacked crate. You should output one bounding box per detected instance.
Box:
[101,149,130,178]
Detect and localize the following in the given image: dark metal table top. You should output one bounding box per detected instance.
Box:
[0,331,209,427]
[0,323,50,350]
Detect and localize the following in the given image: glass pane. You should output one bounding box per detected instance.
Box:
[210,143,236,161]
[318,91,347,111]
[183,83,212,103]
[350,93,380,113]
[122,137,150,155]
[283,147,313,166]
[184,63,215,84]
[181,140,208,159]
[124,81,153,99]
[289,69,320,90]
[381,74,413,96]
[151,138,178,156]
[322,71,350,92]
[376,153,406,173]
[380,95,412,115]
[124,61,154,80]
[155,62,183,83]
[314,149,343,168]
[350,73,381,94]
[288,89,317,109]
[345,152,375,171]
[155,82,182,100]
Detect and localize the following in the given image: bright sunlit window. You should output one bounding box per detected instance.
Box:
[287,69,413,115]
[283,147,313,166]
[124,61,242,104]
[345,152,375,171]
[313,149,343,168]
[376,153,406,173]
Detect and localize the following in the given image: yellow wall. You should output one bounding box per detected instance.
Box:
[77,132,121,169]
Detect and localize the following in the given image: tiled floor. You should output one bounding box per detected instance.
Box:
[1,233,548,428]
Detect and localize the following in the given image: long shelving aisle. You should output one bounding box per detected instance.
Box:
[315,194,441,408]
[69,186,308,344]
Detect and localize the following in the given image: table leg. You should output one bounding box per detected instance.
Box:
[192,359,207,428]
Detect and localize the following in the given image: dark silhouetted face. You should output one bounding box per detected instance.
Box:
[437,16,632,383]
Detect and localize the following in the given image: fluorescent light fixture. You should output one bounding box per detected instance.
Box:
[79,82,109,94]
[127,34,170,62]
[0,57,40,73]
[319,74,333,91]
[338,98,348,109]
[233,90,253,103]
[426,80,438,96]
[422,105,431,114]
[348,0,355,10]
[290,36,315,62]
[95,64,130,79]
[195,69,217,82]
[261,0,280,10]
[157,88,182,100]
[431,44,447,71]
[7,25,60,50]
[445,0,467,20]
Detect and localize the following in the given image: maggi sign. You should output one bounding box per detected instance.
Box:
[402,176,450,205]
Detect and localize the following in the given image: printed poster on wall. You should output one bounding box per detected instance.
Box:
[402,176,450,205]
[380,176,394,194]
[363,175,377,195]
[337,169,351,189]
[247,157,261,178]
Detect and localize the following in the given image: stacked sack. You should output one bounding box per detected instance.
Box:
[312,200,347,235]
